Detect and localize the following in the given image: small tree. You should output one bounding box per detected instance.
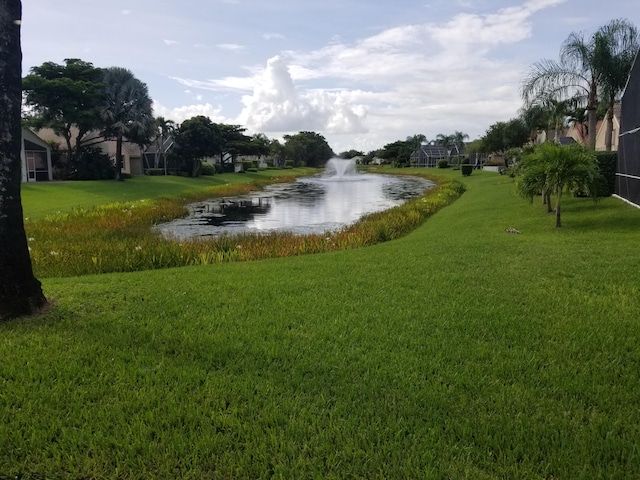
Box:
[516,143,600,227]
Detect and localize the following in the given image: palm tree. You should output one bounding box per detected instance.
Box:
[592,19,639,151]
[101,67,154,180]
[517,143,599,227]
[522,30,602,148]
[452,131,469,150]
[153,116,175,173]
[435,133,454,148]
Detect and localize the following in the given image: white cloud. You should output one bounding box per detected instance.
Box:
[237,56,368,134]
[121,9,131,15]
[164,39,179,46]
[217,43,245,51]
[263,32,285,41]
[152,101,229,124]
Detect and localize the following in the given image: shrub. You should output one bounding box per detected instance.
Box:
[594,151,617,197]
[200,163,216,176]
[246,168,258,172]
[242,161,253,171]
[68,147,115,180]
[437,159,449,169]
[146,168,165,176]
[214,163,224,174]
[461,164,473,176]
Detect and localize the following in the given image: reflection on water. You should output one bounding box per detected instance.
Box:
[155,173,434,240]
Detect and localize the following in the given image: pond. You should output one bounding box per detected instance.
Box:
[155,161,434,240]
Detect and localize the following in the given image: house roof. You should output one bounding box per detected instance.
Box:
[415,143,447,157]
[558,136,576,145]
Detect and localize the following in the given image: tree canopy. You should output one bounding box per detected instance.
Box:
[100,67,154,180]
[481,119,529,155]
[516,143,600,227]
[171,115,222,176]
[283,131,334,167]
[22,58,104,157]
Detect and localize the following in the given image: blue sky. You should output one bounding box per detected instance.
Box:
[21,0,640,154]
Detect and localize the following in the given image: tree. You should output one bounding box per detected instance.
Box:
[283,131,334,167]
[516,143,600,227]
[100,67,154,180]
[218,124,253,166]
[481,119,529,158]
[249,133,272,159]
[171,115,221,176]
[150,116,175,173]
[22,58,104,160]
[435,133,454,148]
[379,140,413,166]
[339,149,364,159]
[592,19,639,151]
[452,131,469,150]
[0,0,47,319]
[522,20,639,150]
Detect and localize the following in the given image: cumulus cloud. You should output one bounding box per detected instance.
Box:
[152,100,229,124]
[238,56,368,134]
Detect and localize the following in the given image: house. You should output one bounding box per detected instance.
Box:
[617,49,640,206]
[35,127,143,176]
[21,128,53,182]
[143,135,174,172]
[595,104,621,151]
[410,142,448,167]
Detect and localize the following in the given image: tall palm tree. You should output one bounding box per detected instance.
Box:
[520,103,551,143]
[452,131,469,150]
[522,30,602,148]
[153,116,175,172]
[101,67,154,180]
[592,19,639,151]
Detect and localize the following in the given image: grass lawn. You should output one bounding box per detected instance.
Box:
[2,169,640,478]
[21,168,317,221]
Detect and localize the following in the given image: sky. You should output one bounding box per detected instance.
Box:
[21,0,640,155]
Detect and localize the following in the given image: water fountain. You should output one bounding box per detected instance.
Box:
[323,158,358,179]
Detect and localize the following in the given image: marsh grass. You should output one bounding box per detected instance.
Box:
[26,173,464,278]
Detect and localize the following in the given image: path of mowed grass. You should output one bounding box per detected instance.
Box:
[2,170,640,479]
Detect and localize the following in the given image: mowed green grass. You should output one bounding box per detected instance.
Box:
[20,168,317,220]
[2,170,640,479]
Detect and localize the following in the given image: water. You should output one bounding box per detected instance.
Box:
[155,159,434,240]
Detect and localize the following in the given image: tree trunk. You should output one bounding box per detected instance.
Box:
[587,80,598,149]
[0,0,47,319]
[555,193,562,228]
[544,191,552,212]
[115,133,124,181]
[604,102,614,152]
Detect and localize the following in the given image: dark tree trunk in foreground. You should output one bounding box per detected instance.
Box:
[0,0,47,319]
